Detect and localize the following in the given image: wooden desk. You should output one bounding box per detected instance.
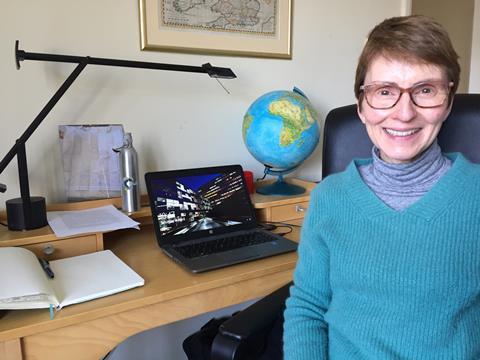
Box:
[0,180,314,360]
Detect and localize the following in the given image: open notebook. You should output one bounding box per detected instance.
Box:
[0,247,144,312]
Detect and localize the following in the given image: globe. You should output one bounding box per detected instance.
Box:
[243,87,320,195]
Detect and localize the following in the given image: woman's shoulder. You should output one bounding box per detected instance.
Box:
[443,153,480,196]
[312,159,367,197]
[447,152,480,177]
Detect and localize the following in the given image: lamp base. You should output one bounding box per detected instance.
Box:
[6,196,48,231]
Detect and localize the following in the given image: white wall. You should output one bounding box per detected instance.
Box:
[0,1,404,205]
[470,0,480,92]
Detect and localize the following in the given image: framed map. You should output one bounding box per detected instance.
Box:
[139,0,292,58]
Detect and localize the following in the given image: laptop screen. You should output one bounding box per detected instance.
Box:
[145,165,256,244]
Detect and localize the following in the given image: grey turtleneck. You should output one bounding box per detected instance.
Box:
[358,141,452,211]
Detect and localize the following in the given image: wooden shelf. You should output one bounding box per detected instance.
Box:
[251,178,316,223]
[0,179,316,256]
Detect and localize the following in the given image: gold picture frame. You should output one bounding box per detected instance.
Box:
[139,0,292,59]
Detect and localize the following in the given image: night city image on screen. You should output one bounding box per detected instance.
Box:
[150,171,253,236]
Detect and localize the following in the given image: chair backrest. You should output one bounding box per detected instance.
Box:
[321,93,480,179]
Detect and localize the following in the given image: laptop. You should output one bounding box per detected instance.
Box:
[145,165,298,273]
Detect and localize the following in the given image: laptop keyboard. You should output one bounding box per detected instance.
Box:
[174,232,275,259]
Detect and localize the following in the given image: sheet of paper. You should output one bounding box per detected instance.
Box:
[47,205,140,238]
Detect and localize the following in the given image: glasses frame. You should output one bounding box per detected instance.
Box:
[359,81,454,110]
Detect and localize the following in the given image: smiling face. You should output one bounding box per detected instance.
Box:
[357,55,452,164]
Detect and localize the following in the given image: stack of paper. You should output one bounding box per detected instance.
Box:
[47,205,140,238]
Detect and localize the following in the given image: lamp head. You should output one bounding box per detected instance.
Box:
[202,63,236,79]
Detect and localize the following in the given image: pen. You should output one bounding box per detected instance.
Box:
[38,257,55,279]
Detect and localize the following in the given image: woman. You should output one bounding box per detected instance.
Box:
[284,15,480,359]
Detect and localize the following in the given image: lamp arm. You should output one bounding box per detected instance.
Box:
[17,141,32,227]
[0,58,88,229]
[15,42,236,79]
[0,58,88,175]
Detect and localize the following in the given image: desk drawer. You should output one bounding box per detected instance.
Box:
[269,201,309,222]
[22,235,101,260]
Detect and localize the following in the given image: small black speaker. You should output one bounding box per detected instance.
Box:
[6,196,48,231]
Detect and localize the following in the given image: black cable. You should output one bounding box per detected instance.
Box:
[0,221,8,227]
[257,221,296,237]
[257,222,277,231]
[260,221,301,228]
[278,227,293,236]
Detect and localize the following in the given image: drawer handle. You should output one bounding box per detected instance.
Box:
[295,205,306,213]
[42,244,55,256]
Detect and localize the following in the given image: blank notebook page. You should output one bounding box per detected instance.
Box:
[49,250,144,308]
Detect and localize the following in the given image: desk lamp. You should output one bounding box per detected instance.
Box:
[0,41,236,231]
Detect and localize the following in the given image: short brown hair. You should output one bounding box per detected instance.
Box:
[354,15,460,105]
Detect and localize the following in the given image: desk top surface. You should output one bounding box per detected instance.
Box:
[0,223,299,341]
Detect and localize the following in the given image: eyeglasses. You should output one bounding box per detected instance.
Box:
[359,81,454,109]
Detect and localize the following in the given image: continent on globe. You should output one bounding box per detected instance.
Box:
[242,114,254,139]
[269,98,317,146]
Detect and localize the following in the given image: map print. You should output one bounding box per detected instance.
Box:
[162,0,277,35]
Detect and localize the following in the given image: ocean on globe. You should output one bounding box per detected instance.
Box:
[242,88,320,172]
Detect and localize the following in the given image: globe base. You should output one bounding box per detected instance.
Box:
[256,179,306,196]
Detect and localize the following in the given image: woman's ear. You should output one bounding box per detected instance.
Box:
[442,99,454,124]
[357,101,366,124]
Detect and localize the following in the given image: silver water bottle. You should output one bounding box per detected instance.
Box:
[114,133,140,213]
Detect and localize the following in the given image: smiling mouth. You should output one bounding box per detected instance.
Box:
[384,128,421,137]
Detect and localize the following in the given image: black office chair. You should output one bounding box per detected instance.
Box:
[183,93,480,360]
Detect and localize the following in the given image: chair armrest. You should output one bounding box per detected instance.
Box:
[220,282,291,340]
[211,282,291,360]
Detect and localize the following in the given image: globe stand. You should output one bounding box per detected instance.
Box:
[256,166,306,196]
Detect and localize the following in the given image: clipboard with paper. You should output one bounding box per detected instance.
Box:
[59,125,124,201]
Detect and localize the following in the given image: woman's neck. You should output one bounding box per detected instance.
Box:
[358,141,452,210]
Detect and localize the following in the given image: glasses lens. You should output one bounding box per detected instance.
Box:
[364,84,400,109]
[411,83,449,107]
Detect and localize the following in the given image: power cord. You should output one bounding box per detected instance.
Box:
[260,221,301,228]
[257,221,301,237]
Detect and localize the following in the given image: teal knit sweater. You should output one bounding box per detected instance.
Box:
[284,153,480,359]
